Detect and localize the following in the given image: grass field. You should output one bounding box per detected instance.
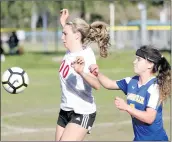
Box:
[1,49,171,141]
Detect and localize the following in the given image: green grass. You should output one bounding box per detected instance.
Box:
[1,50,171,141]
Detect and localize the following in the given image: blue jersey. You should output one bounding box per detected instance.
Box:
[116,76,168,141]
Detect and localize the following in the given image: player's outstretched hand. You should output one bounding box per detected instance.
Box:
[71,56,85,74]
[89,64,99,76]
[60,9,69,27]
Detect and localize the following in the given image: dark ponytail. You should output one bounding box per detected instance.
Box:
[136,45,171,102]
[157,56,171,102]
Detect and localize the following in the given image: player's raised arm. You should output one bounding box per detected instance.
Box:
[60,9,69,27]
[72,56,100,90]
[89,64,120,90]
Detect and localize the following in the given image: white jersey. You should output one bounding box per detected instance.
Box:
[59,47,96,114]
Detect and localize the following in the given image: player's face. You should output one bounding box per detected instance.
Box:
[133,56,149,75]
[61,25,77,50]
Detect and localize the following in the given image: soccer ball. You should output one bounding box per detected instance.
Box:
[1,67,29,94]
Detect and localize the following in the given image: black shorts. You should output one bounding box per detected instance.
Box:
[57,109,96,133]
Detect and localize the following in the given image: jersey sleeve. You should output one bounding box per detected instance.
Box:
[146,84,160,110]
[83,48,96,73]
[116,77,131,95]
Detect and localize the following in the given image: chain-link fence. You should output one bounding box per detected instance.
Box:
[20,27,170,51]
[1,0,171,52]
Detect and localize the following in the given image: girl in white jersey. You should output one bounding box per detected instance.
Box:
[89,45,171,141]
[55,9,110,141]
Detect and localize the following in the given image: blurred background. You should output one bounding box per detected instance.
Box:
[1,0,171,141]
[1,0,171,55]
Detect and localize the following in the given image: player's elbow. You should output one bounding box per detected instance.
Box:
[93,83,101,90]
[146,116,156,124]
[146,119,154,125]
[95,85,101,90]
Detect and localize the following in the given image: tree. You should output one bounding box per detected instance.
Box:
[151,0,164,6]
[1,1,33,28]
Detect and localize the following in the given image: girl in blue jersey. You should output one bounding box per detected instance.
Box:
[89,45,171,141]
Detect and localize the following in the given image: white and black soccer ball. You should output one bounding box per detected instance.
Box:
[1,67,29,94]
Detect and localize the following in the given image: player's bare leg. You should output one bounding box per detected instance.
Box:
[60,123,88,141]
[55,125,65,141]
